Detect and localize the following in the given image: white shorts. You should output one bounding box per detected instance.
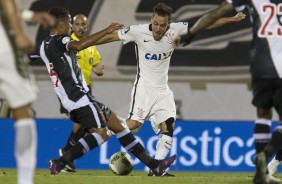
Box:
[128,83,176,133]
[0,22,38,109]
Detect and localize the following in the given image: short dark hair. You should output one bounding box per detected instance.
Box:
[48,6,70,20]
[153,2,172,20]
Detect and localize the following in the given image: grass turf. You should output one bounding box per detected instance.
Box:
[0,169,280,184]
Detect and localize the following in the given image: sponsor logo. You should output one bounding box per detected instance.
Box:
[145,51,173,61]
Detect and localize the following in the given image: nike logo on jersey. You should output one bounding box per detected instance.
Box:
[144,40,152,42]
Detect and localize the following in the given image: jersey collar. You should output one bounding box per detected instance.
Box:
[71,33,80,41]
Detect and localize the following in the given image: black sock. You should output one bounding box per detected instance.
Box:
[63,128,87,151]
[59,133,102,164]
[275,150,282,161]
[254,122,271,153]
[265,126,282,158]
[116,128,159,169]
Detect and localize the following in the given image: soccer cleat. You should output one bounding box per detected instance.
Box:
[147,169,154,176]
[58,148,76,172]
[49,159,65,175]
[268,157,282,176]
[147,169,175,177]
[152,154,177,176]
[253,152,280,184]
[265,175,281,184]
[253,152,267,184]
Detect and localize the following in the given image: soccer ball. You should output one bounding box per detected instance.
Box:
[109,151,134,176]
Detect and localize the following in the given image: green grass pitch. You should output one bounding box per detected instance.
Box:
[0,169,281,184]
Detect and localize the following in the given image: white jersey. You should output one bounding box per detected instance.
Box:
[118,23,188,88]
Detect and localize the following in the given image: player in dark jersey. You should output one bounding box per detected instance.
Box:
[40,7,176,176]
[177,1,282,184]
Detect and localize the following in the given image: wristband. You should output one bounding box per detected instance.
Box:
[179,32,195,46]
[21,10,34,21]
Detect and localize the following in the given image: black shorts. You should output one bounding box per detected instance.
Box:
[69,99,112,129]
[252,78,282,110]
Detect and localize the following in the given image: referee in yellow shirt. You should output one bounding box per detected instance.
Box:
[58,14,105,172]
[71,14,104,93]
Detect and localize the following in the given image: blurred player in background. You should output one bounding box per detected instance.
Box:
[40,7,176,176]
[58,14,105,172]
[177,0,282,183]
[95,2,245,176]
[0,0,55,183]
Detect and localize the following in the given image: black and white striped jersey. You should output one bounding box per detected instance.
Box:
[228,0,282,78]
[39,35,91,112]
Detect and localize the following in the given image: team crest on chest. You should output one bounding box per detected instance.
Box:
[164,32,174,44]
[89,57,93,64]
[137,108,144,118]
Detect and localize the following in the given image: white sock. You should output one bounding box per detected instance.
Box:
[14,119,37,184]
[155,134,173,160]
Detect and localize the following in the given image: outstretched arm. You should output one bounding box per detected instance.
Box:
[178,1,235,46]
[190,1,234,34]
[206,12,246,29]
[68,23,123,51]
[94,32,121,45]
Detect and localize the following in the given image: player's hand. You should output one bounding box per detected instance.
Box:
[31,12,56,28]
[174,32,195,47]
[15,33,35,54]
[94,63,105,76]
[173,36,182,48]
[233,12,246,22]
[106,23,124,34]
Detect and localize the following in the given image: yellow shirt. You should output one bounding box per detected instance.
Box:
[71,33,102,85]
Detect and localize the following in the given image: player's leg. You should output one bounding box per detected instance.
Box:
[155,118,174,160]
[147,89,176,176]
[252,78,281,183]
[59,123,87,172]
[267,84,282,176]
[49,103,109,174]
[0,24,38,183]
[61,123,86,152]
[107,112,176,176]
[12,105,37,184]
[147,118,175,176]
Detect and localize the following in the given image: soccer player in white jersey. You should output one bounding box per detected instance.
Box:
[96,2,245,176]
[178,0,282,184]
[0,0,55,184]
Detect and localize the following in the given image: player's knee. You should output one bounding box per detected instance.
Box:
[12,104,35,120]
[257,107,272,119]
[126,119,142,130]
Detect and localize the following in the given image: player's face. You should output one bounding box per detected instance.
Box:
[151,14,169,41]
[61,16,72,35]
[72,16,88,39]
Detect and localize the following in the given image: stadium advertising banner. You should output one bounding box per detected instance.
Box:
[0,119,279,172]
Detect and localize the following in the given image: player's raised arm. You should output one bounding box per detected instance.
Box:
[177,1,234,46]
[206,12,246,29]
[68,22,123,51]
